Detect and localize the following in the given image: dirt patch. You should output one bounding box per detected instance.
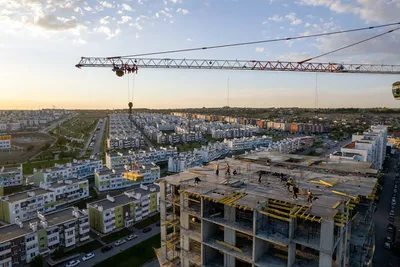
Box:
[0,133,54,165]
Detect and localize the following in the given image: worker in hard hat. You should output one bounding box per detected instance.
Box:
[306,188,312,204]
[292,184,299,200]
[286,177,293,191]
[194,177,201,185]
[215,163,219,176]
[225,163,231,176]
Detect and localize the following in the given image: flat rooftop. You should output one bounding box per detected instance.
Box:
[2,188,49,202]
[161,155,377,219]
[238,151,377,175]
[49,178,86,188]
[0,166,22,173]
[88,185,160,210]
[0,224,31,243]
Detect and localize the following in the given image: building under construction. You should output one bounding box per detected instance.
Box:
[156,152,378,267]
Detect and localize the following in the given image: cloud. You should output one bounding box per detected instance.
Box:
[255,47,264,53]
[160,10,173,18]
[73,38,87,45]
[136,32,139,39]
[285,12,302,25]
[265,12,302,25]
[277,52,312,62]
[32,14,79,31]
[118,15,132,24]
[101,1,113,8]
[122,3,133,11]
[1,9,14,15]
[94,26,121,39]
[187,38,193,41]
[296,0,400,23]
[169,0,183,3]
[176,8,189,14]
[100,16,111,24]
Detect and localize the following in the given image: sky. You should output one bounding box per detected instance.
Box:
[0,0,400,109]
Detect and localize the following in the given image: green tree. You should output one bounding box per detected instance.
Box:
[27,145,34,152]
[30,255,44,267]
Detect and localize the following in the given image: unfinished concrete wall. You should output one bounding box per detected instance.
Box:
[225,205,236,222]
[180,193,190,267]
[203,245,219,266]
[160,181,168,259]
[224,227,236,267]
[253,237,269,262]
[319,220,334,267]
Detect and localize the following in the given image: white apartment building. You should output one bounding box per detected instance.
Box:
[193,142,230,163]
[0,179,89,224]
[105,147,178,169]
[224,136,273,151]
[0,165,23,187]
[0,207,89,265]
[95,163,161,192]
[88,184,160,234]
[331,125,388,169]
[168,152,203,173]
[32,159,102,185]
[211,128,255,139]
[0,135,11,149]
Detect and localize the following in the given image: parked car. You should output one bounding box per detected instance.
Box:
[389,216,395,222]
[388,223,394,233]
[384,237,392,250]
[114,239,126,246]
[82,253,95,261]
[143,227,152,233]
[101,245,113,253]
[127,234,138,241]
[66,260,80,267]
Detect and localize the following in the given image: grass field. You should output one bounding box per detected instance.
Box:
[101,228,133,244]
[133,213,160,229]
[176,142,202,152]
[94,233,161,267]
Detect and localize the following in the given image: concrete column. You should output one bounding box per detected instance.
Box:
[319,220,334,267]
[336,226,344,267]
[224,227,236,267]
[160,181,168,259]
[224,205,236,222]
[253,237,268,263]
[288,218,296,267]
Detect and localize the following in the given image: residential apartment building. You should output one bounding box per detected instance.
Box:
[331,125,388,170]
[0,207,89,265]
[0,179,89,223]
[0,165,23,188]
[88,184,160,234]
[105,146,178,169]
[158,157,377,267]
[107,113,144,150]
[224,136,273,151]
[168,152,203,173]
[0,135,11,149]
[193,142,230,163]
[95,164,161,192]
[32,159,102,185]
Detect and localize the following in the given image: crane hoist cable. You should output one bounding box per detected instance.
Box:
[105,21,400,59]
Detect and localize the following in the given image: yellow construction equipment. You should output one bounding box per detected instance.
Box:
[259,210,291,222]
[216,240,243,253]
[332,190,357,200]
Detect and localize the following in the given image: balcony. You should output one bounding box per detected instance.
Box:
[80,235,90,242]
[79,227,90,235]
[0,248,11,257]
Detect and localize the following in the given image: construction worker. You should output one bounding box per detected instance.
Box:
[258,172,262,183]
[215,163,219,175]
[286,177,293,191]
[306,188,312,204]
[225,163,231,176]
[233,169,237,176]
[194,177,201,185]
[292,184,299,200]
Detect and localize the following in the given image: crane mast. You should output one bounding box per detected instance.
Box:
[76,57,400,75]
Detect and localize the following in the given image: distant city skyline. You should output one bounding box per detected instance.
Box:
[0,0,399,109]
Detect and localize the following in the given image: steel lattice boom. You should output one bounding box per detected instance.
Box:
[76,57,400,75]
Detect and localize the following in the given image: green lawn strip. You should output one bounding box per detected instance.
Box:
[133,213,160,229]
[94,233,161,267]
[51,240,103,260]
[101,228,133,244]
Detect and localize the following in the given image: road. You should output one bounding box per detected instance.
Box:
[92,117,107,156]
[373,151,400,266]
[40,114,77,133]
[58,223,160,267]
[79,119,101,157]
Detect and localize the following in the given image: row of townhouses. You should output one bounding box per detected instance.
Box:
[167,152,203,173]
[0,179,89,223]
[224,136,273,151]
[107,113,145,150]
[0,135,11,150]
